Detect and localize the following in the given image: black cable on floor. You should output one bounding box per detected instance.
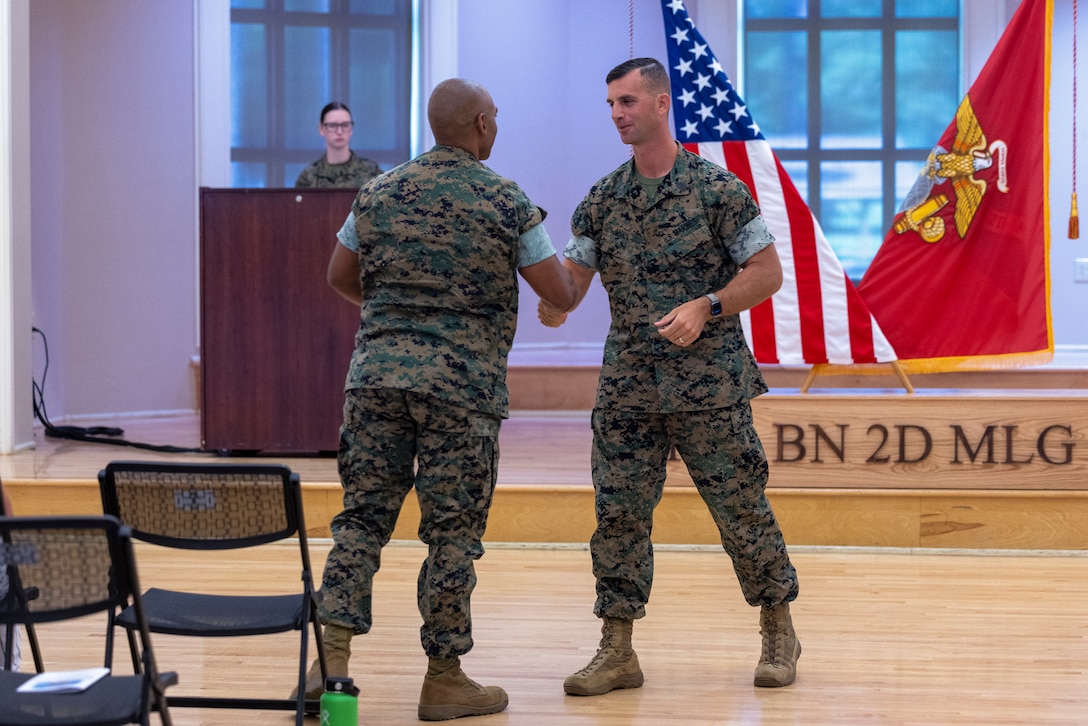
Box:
[32,326,202,454]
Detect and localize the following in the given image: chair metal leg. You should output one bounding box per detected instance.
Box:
[2,624,14,670]
[26,622,44,672]
[295,589,329,725]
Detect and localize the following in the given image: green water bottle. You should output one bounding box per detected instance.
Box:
[320,676,359,726]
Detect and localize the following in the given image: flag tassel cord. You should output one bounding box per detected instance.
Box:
[800,361,915,395]
[1071,0,1079,239]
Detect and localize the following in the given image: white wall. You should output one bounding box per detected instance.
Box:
[1047,0,1085,349]
[29,0,198,426]
[5,0,1085,441]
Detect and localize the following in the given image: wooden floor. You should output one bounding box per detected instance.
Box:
[17,540,1088,725]
[4,393,1088,724]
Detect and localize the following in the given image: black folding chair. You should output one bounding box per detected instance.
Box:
[99,462,326,725]
[0,515,176,726]
[0,491,43,674]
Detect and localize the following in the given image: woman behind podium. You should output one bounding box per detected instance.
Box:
[295,102,381,189]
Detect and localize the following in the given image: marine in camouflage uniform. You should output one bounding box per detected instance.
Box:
[294,150,381,189]
[566,146,799,621]
[546,58,800,698]
[320,143,551,650]
[298,78,575,721]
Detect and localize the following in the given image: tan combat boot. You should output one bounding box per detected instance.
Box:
[754,602,801,687]
[563,617,644,696]
[292,622,352,702]
[417,656,508,721]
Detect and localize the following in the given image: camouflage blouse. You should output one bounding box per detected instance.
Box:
[294,151,381,189]
[566,146,774,413]
[344,145,550,418]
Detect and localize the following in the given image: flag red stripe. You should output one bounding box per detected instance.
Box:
[843,272,878,363]
[713,142,781,363]
[739,142,802,362]
[773,159,829,363]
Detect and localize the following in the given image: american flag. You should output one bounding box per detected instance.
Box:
[661,0,896,365]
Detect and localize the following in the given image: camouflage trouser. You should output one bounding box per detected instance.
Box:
[318,387,501,658]
[590,402,798,619]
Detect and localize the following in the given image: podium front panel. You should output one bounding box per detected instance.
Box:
[200,188,359,453]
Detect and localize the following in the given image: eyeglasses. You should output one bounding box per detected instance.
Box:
[323,122,353,132]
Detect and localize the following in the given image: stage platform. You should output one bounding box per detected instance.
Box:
[4,359,1088,551]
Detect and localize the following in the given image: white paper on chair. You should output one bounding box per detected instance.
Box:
[16,667,110,693]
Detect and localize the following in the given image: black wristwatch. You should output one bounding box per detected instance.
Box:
[706,292,722,316]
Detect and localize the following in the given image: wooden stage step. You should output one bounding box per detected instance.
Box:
[5,368,1088,551]
[506,353,1088,410]
[7,464,1088,551]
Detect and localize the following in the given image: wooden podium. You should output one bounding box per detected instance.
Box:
[199,188,359,454]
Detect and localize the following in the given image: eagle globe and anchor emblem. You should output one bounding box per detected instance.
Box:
[894,95,1010,243]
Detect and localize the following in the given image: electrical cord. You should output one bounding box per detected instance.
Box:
[31,326,201,453]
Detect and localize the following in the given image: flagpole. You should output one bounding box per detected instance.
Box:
[800,363,915,395]
[889,361,915,394]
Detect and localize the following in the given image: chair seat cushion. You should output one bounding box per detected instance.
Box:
[0,670,146,726]
[116,588,303,636]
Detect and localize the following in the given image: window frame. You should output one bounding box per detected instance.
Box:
[741,3,960,233]
[227,0,413,188]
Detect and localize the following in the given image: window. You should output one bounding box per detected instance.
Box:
[743,0,960,282]
[229,0,412,187]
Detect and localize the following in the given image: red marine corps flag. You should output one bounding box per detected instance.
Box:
[660,0,898,367]
[857,0,1054,372]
